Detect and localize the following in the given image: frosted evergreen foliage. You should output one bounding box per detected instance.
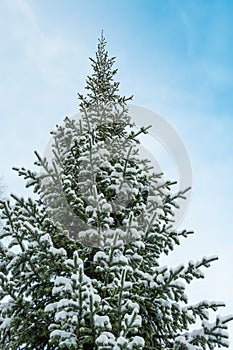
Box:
[0,34,232,349]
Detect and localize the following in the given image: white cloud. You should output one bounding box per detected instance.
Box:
[1,0,89,85]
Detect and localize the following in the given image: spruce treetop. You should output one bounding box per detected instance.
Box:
[78,32,132,108]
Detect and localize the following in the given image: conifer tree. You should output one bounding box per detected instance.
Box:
[0,33,232,349]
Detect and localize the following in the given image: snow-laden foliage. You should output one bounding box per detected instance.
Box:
[0,33,232,349]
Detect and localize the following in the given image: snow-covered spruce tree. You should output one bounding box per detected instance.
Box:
[0,34,232,350]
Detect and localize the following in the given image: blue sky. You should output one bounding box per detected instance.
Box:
[1,0,233,346]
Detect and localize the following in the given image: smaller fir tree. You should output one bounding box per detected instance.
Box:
[0,34,232,350]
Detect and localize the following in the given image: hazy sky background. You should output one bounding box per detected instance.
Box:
[0,0,233,346]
